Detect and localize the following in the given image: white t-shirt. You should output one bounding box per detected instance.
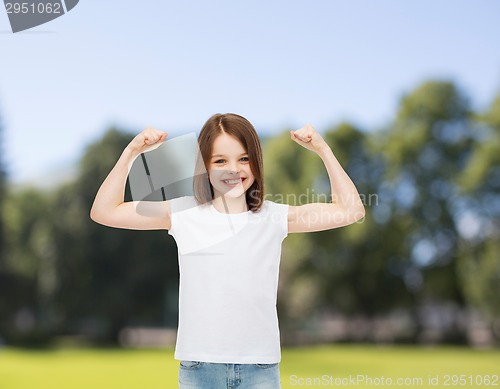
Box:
[167,196,289,363]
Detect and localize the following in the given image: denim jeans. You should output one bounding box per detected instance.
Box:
[178,360,281,389]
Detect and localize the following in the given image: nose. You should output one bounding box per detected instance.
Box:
[227,168,240,175]
[227,161,240,175]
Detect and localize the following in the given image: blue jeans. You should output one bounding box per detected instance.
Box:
[178,360,281,389]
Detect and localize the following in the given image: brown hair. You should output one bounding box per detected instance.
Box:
[193,113,264,212]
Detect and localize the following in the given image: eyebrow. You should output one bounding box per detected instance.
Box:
[211,153,248,158]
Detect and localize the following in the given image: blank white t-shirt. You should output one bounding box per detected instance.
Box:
[167,196,289,363]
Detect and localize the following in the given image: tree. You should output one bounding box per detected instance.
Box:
[310,122,412,318]
[379,80,476,341]
[1,98,68,346]
[0,103,40,345]
[1,188,56,345]
[456,92,500,326]
[262,123,410,339]
[263,130,321,333]
[266,81,480,343]
[51,128,180,344]
[1,127,188,346]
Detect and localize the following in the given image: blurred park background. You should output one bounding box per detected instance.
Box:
[3,78,500,349]
[1,1,500,388]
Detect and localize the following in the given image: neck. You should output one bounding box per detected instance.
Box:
[212,195,248,214]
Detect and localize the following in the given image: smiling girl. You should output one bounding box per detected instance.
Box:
[90,113,365,389]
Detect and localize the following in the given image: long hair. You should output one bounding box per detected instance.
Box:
[193,113,264,212]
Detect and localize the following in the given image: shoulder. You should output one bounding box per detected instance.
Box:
[260,200,289,218]
[261,200,289,237]
[168,195,202,213]
[262,200,289,211]
[167,196,207,236]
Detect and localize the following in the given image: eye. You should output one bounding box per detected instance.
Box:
[214,159,225,164]
[240,157,249,162]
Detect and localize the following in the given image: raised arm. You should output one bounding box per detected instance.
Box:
[90,127,171,230]
[287,124,365,233]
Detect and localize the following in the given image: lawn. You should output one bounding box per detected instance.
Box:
[0,345,499,388]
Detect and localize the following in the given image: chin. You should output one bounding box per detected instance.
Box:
[221,186,246,198]
[212,183,248,199]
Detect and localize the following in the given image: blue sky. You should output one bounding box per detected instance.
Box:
[1,0,500,184]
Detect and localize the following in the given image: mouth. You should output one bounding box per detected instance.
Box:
[221,177,246,187]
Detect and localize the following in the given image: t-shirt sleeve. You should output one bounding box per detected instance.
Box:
[267,201,289,240]
[167,196,198,238]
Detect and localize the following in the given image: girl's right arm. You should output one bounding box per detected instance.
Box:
[90,127,171,230]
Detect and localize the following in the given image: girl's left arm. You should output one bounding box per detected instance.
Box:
[288,124,365,233]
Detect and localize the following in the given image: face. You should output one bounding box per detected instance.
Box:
[208,133,255,199]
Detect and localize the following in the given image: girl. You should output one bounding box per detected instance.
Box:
[90,113,365,389]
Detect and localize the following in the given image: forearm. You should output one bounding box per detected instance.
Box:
[317,145,365,214]
[90,146,139,220]
[289,125,365,231]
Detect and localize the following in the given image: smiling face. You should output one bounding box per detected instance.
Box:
[193,113,264,211]
[208,132,256,199]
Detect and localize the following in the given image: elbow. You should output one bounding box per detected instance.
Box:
[90,201,121,227]
[352,205,366,222]
[90,205,120,227]
[89,208,97,223]
[90,206,102,224]
[342,203,365,224]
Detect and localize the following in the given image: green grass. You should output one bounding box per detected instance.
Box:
[0,345,499,388]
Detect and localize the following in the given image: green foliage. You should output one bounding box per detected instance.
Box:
[455,91,500,319]
[265,80,499,342]
[1,98,59,343]
[396,81,470,123]
[1,127,180,346]
[264,130,320,199]
[2,80,500,346]
[380,81,476,310]
[263,130,322,325]
[58,128,180,343]
[457,239,500,317]
[386,81,472,179]
[459,137,500,191]
[459,94,500,191]
[480,93,500,130]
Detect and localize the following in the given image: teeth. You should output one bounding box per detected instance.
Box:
[224,179,241,184]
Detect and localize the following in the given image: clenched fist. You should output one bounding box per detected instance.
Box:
[127,126,168,155]
[290,124,328,154]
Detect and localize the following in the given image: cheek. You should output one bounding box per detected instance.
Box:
[247,167,256,181]
[246,175,256,187]
[208,169,223,181]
